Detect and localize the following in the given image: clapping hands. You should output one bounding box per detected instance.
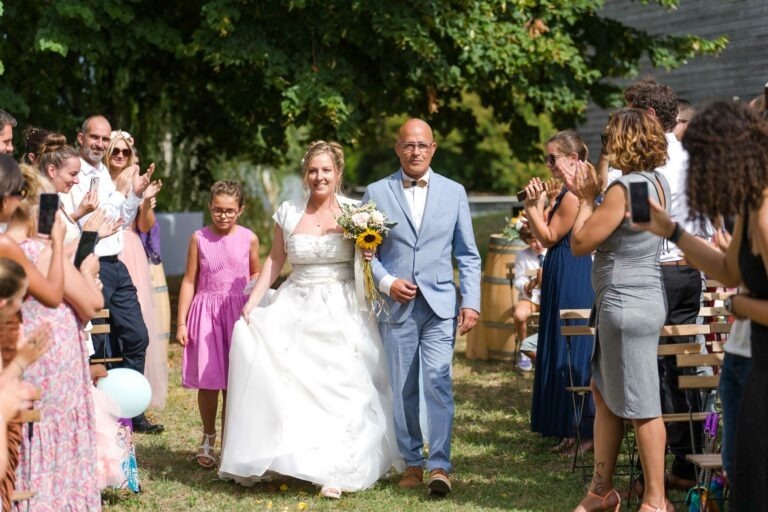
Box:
[573,161,600,203]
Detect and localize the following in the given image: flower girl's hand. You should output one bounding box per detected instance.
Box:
[361,249,375,261]
[176,324,189,346]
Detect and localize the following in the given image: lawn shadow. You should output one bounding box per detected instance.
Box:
[446,352,590,510]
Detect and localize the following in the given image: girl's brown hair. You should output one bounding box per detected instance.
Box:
[209,180,245,208]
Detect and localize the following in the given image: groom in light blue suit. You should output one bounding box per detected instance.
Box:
[362,119,481,495]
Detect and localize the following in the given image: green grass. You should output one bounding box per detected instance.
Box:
[105,342,600,512]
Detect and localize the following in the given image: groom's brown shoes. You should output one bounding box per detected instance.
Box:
[428,469,452,495]
[398,466,424,488]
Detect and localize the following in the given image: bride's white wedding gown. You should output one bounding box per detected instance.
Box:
[218,230,404,491]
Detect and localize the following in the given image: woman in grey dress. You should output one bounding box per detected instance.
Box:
[569,108,672,512]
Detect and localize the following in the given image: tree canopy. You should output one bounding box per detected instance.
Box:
[0,0,726,199]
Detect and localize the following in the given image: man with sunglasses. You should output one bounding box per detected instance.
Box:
[62,115,163,434]
[0,109,17,155]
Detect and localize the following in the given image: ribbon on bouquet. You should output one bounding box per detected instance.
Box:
[354,246,370,312]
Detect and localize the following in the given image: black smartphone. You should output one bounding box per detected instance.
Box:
[629,182,651,223]
[74,231,98,269]
[37,193,59,235]
[516,190,527,202]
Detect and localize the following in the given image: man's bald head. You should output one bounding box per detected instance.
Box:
[395,118,436,179]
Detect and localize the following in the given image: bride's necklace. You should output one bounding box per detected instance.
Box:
[308,201,334,228]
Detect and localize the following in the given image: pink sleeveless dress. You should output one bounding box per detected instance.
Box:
[182,225,255,390]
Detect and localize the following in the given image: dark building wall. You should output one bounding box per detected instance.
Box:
[579,0,768,152]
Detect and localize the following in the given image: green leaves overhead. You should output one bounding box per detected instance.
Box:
[0,0,726,190]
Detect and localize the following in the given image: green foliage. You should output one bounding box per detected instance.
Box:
[0,0,726,206]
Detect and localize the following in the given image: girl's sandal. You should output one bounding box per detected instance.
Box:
[320,485,342,499]
[196,431,217,469]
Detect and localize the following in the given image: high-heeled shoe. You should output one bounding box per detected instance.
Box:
[573,489,620,512]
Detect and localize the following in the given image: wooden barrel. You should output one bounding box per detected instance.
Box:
[465,234,526,361]
[149,263,171,342]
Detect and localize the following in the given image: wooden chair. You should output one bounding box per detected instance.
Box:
[559,307,730,475]
[89,309,124,365]
[9,387,43,503]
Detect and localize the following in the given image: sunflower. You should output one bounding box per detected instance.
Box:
[356,229,383,250]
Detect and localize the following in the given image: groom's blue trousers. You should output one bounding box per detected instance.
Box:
[379,293,456,473]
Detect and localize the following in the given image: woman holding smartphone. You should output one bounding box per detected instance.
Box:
[5,163,104,510]
[638,100,768,511]
[570,108,671,512]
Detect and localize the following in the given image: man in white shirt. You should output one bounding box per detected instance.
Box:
[63,115,162,433]
[623,78,709,488]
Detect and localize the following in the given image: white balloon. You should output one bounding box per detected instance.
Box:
[96,368,152,419]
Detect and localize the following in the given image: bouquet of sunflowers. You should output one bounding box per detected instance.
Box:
[336,201,396,313]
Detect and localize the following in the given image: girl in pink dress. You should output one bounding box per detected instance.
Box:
[176,181,260,468]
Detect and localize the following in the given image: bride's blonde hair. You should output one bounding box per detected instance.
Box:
[301,141,345,194]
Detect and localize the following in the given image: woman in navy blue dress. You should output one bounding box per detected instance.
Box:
[523,130,595,452]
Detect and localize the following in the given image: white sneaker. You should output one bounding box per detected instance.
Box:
[517,353,532,372]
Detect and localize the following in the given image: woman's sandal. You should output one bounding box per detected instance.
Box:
[196,431,217,469]
[320,485,342,499]
[574,489,620,512]
[640,500,674,512]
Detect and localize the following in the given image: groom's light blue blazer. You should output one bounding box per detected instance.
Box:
[363,169,481,323]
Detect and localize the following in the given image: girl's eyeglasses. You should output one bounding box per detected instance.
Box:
[111,148,131,157]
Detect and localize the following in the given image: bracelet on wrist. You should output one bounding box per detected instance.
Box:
[666,222,684,244]
[177,322,186,327]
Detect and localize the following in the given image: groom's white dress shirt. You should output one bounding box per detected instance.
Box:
[377,169,431,296]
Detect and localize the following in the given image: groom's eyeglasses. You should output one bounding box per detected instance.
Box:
[398,142,434,154]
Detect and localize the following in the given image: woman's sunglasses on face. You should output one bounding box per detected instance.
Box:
[111,148,131,158]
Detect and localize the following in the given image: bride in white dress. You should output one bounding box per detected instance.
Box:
[218,141,404,498]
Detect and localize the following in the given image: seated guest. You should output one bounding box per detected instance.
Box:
[570,108,672,512]
[512,221,545,370]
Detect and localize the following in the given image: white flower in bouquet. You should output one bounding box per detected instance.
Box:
[370,210,385,226]
[352,212,371,228]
